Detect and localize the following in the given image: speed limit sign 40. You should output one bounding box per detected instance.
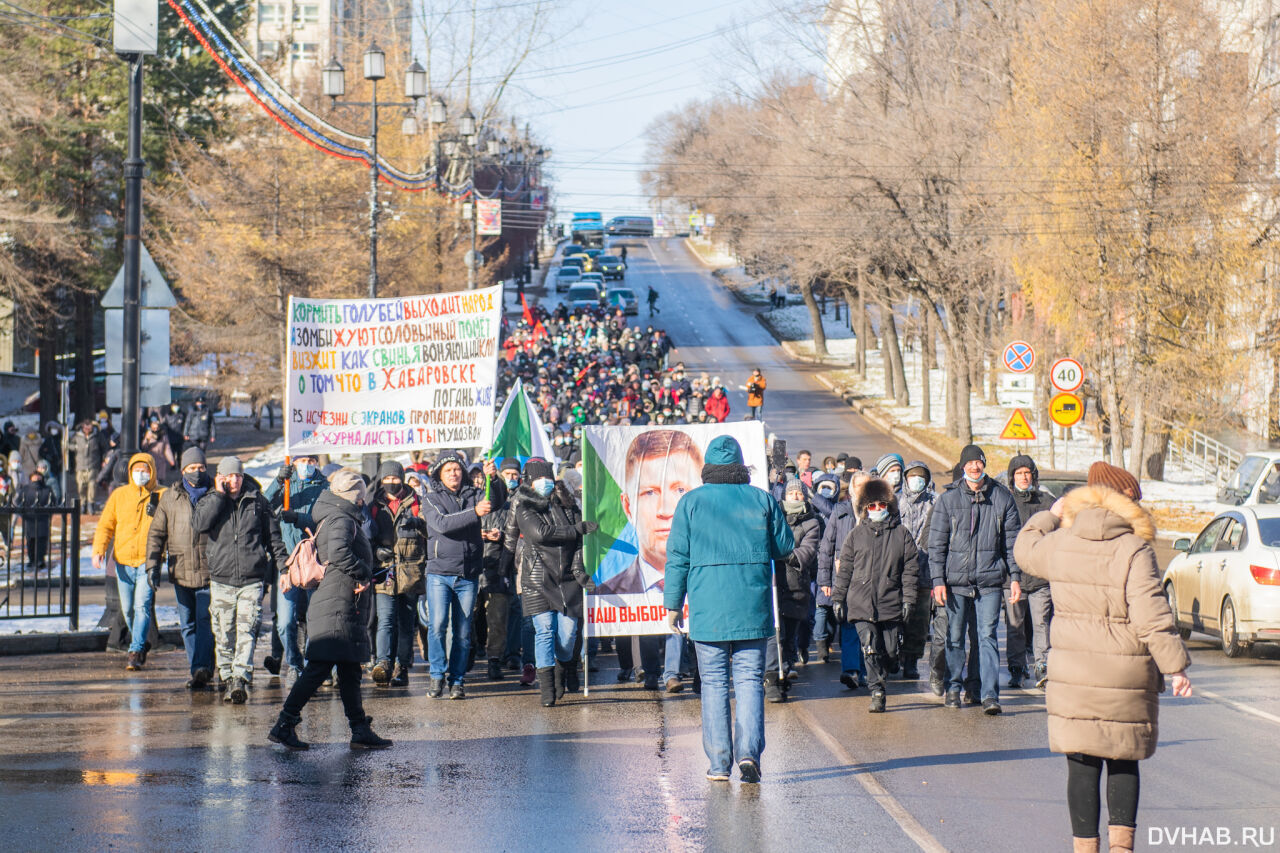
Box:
[1050,358,1084,393]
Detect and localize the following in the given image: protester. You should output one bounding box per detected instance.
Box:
[164,403,187,461]
[832,477,920,713]
[269,468,392,751]
[664,435,795,783]
[480,458,519,680]
[184,397,216,450]
[369,460,427,689]
[1014,461,1192,853]
[141,416,177,485]
[704,386,730,423]
[420,450,492,699]
[874,453,904,492]
[38,421,62,481]
[647,285,660,316]
[15,467,56,569]
[145,447,214,689]
[70,419,104,513]
[1006,454,1053,688]
[193,456,288,703]
[745,369,766,419]
[817,470,871,687]
[263,455,329,681]
[928,444,1022,715]
[764,477,820,702]
[897,461,936,682]
[92,453,161,670]
[503,457,596,706]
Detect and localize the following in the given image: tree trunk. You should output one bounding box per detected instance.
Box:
[920,309,932,424]
[856,286,869,378]
[1104,351,1125,466]
[955,338,974,444]
[1270,348,1280,444]
[800,278,827,358]
[1128,392,1145,481]
[881,302,909,407]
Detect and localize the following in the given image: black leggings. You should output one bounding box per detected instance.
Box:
[1066,753,1140,837]
[283,659,366,725]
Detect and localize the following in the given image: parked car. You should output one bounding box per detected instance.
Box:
[1217,451,1280,506]
[995,468,1087,498]
[555,266,583,292]
[596,254,625,280]
[1163,505,1280,656]
[566,283,601,311]
[606,287,638,315]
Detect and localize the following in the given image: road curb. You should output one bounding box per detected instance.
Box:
[0,626,184,656]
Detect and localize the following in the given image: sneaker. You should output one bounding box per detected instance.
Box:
[263,655,281,676]
[839,671,860,691]
[664,677,683,694]
[428,677,445,698]
[818,641,831,663]
[737,758,761,784]
[449,682,465,700]
[1034,665,1048,689]
[125,652,142,671]
[230,677,248,704]
[869,690,886,713]
[983,698,1002,716]
[929,678,945,697]
[520,664,537,686]
[1008,671,1024,689]
[944,689,961,709]
[798,647,810,665]
[706,770,731,782]
[784,665,798,681]
[616,667,636,683]
[371,660,391,686]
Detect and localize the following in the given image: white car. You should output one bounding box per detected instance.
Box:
[554,266,582,292]
[1217,451,1280,506]
[566,283,600,311]
[1163,505,1280,656]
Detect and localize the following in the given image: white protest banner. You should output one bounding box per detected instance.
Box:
[286,286,501,455]
[581,420,768,637]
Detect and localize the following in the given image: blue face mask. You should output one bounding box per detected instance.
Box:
[533,478,555,497]
[867,508,889,523]
[505,477,520,490]
[964,470,985,484]
[296,463,315,481]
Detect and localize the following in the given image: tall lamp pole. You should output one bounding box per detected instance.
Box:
[459,109,478,290]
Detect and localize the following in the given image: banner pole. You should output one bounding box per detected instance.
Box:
[582,586,590,697]
[771,559,783,680]
[282,455,291,511]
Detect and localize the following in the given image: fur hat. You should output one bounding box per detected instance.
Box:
[328,468,368,505]
[1087,461,1141,501]
[856,477,898,519]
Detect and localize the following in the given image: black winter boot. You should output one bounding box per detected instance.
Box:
[487,658,504,680]
[349,716,392,749]
[764,672,785,703]
[268,711,309,750]
[565,661,581,694]
[390,665,409,688]
[538,667,557,706]
[554,661,567,700]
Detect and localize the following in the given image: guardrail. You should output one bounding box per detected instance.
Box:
[0,500,81,631]
[1164,425,1243,484]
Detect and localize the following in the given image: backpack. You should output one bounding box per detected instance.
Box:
[282,519,328,592]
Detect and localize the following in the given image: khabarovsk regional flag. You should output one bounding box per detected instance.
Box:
[488,378,557,466]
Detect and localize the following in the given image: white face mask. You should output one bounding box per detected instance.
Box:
[132,470,151,487]
[885,470,902,487]
[533,478,555,497]
[867,508,889,523]
[907,476,927,493]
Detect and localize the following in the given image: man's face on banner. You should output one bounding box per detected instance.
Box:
[621,448,701,574]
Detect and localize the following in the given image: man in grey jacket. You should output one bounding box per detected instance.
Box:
[928,444,1022,715]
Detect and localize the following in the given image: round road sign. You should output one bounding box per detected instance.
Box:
[1049,392,1085,428]
[1050,358,1084,393]
[1002,340,1036,374]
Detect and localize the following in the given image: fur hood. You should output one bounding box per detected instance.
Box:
[1060,484,1155,543]
[855,477,898,519]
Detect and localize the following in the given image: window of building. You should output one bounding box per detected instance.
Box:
[293,3,320,24]
[257,39,280,61]
[257,3,284,24]
[290,41,319,61]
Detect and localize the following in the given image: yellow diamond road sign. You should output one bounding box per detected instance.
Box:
[999,408,1037,441]
[1050,392,1085,428]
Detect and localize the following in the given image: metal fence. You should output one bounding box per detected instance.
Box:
[1164,425,1244,485]
[0,501,81,631]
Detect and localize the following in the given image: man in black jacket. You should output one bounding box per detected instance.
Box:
[928,444,1022,715]
[420,450,493,699]
[1007,454,1053,688]
[194,456,288,704]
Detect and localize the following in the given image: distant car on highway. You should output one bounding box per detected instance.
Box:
[578,272,605,291]
[607,287,638,315]
[561,256,585,273]
[566,283,601,311]
[1217,451,1280,506]
[555,266,582,292]
[562,243,584,257]
[566,252,594,272]
[596,254,625,280]
[606,216,655,236]
[1163,505,1280,656]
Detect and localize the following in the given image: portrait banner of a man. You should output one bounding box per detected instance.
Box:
[582,421,767,637]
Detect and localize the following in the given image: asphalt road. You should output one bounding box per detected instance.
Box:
[1,239,1276,852]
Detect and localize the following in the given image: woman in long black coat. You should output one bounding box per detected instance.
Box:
[268,469,391,751]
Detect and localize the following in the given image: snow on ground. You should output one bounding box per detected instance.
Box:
[686,237,739,268]
[761,304,857,361]
[0,604,180,635]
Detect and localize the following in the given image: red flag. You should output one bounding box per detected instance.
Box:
[533,320,548,341]
[520,293,535,328]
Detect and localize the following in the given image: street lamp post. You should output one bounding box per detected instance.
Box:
[459,109,478,291]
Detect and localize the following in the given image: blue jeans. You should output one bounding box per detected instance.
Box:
[426,574,477,684]
[663,632,687,682]
[276,585,312,673]
[840,622,864,675]
[172,584,213,675]
[531,610,578,668]
[814,604,835,647]
[376,592,417,668]
[693,638,766,775]
[115,564,155,654]
[946,588,1003,700]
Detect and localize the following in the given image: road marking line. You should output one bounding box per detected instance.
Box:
[793,704,948,853]
[1198,688,1280,726]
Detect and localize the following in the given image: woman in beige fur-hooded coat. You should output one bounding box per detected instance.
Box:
[1014,461,1191,852]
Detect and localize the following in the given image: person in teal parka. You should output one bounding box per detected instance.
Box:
[664,435,794,785]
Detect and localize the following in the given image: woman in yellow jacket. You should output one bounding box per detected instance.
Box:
[93,453,162,670]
